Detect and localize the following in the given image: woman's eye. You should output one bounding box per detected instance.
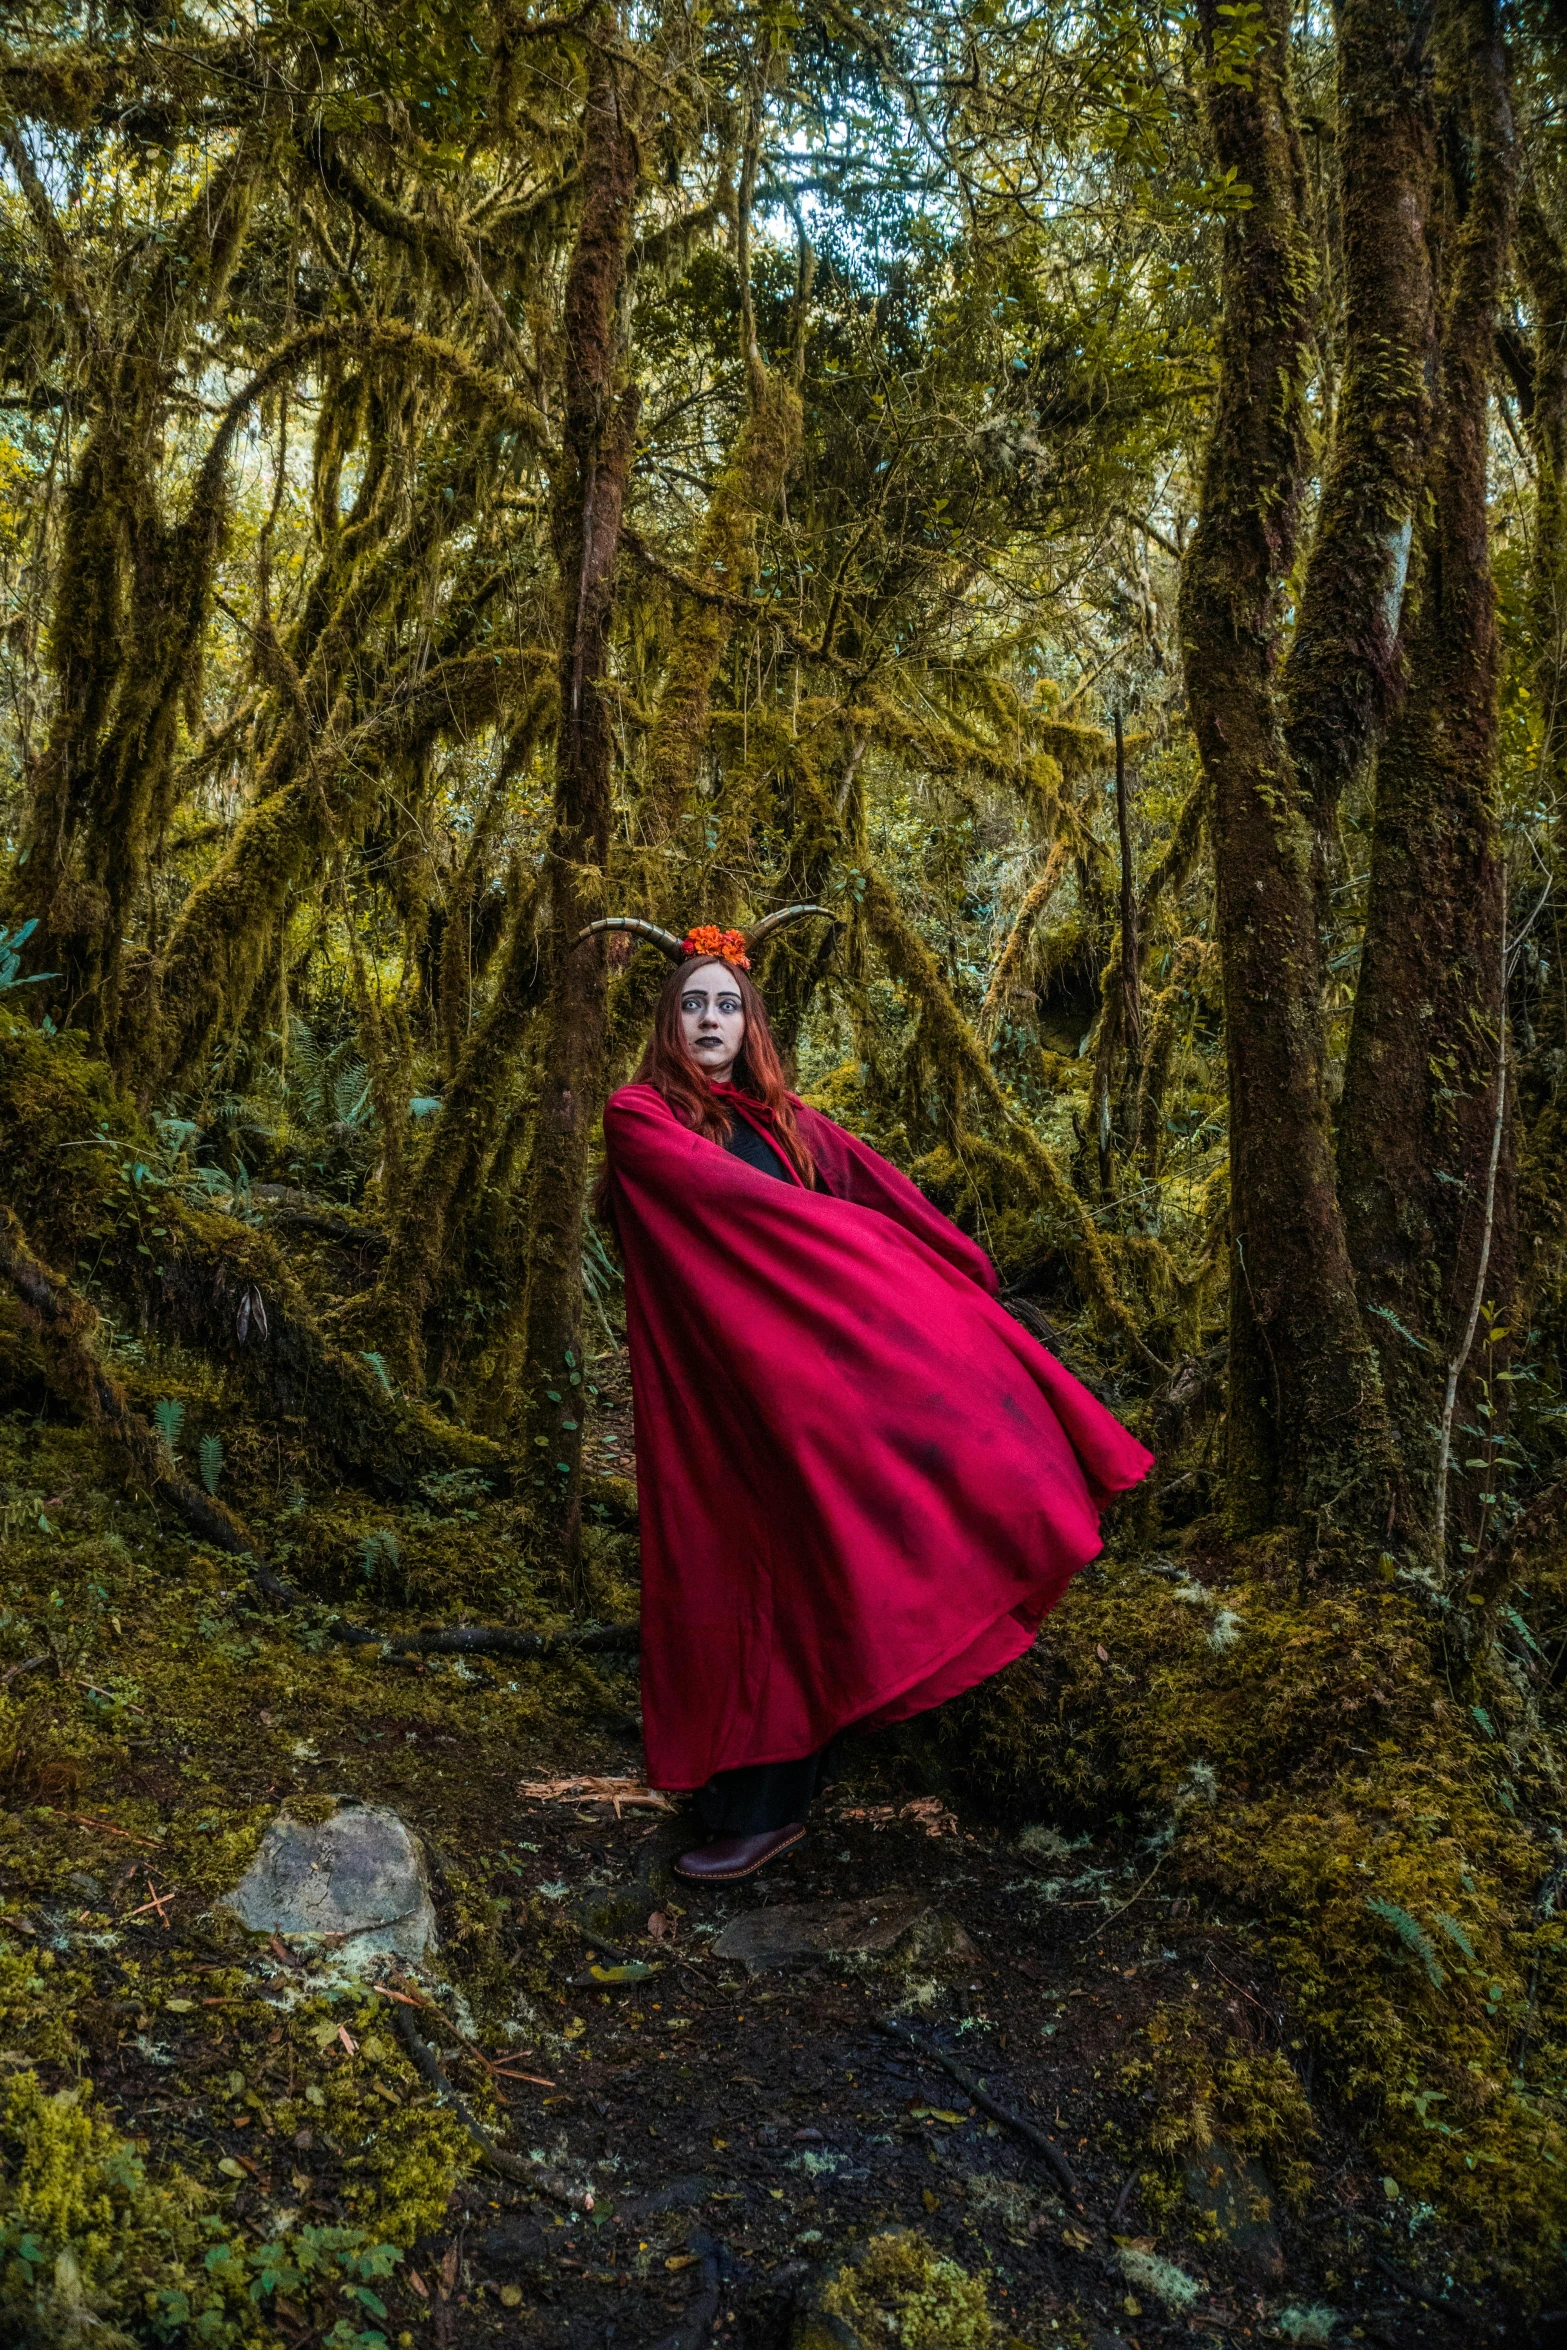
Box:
[718,997,742,1013]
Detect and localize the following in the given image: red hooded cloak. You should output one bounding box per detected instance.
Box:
[601,1082,1153,1789]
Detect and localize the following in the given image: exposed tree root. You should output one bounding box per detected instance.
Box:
[0,1208,262,1560]
[386,1998,593,2207]
[873,2013,1082,2206]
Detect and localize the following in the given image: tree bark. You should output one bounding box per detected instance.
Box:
[1178,0,1395,1536]
[1282,0,1437,874]
[1337,0,1516,1556]
[520,27,640,1582]
[1517,194,1567,809]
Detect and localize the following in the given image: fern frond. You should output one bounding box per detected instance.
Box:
[1366,1895,1446,1988]
[361,1350,394,1395]
[360,1527,401,1581]
[1434,1912,1478,1966]
[153,1399,185,1462]
[198,1434,224,1497]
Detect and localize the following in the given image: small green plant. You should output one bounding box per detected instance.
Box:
[361,1350,394,1395]
[152,1399,185,1467]
[360,1527,400,1584]
[198,1434,224,1496]
[1366,1896,1446,1990]
[0,919,55,992]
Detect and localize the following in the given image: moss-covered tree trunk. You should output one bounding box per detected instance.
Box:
[520,30,640,1579]
[14,134,269,1047]
[1178,0,1395,1537]
[1337,0,1516,1556]
[1518,194,1567,810]
[1281,0,1436,880]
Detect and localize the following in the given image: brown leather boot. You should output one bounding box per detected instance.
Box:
[673,1825,806,1882]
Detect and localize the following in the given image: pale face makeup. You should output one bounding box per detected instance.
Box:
[679,960,746,1085]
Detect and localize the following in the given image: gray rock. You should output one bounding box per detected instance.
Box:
[713,1894,970,1974]
[1181,2139,1284,2279]
[222,1801,437,1966]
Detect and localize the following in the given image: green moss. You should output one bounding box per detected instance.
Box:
[0,2070,269,2347]
[953,1553,1567,2278]
[806,2232,996,2350]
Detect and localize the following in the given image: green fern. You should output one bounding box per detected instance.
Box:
[360,1527,400,1582]
[361,1350,394,1395]
[198,1434,224,1497]
[333,1061,371,1126]
[288,1016,326,1124]
[153,1399,185,1463]
[1367,1895,1446,1989]
[1434,1912,1478,1966]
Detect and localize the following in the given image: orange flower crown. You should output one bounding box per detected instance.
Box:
[679,924,751,970]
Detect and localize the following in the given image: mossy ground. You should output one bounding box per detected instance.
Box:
[0,1344,1556,2347]
[0,1015,1561,2346]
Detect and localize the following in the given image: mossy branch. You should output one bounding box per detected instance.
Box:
[979,840,1072,1034]
[859,870,1162,1369]
[0,1208,261,1559]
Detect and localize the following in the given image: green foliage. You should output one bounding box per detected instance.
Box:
[152,1400,185,1466]
[0,920,52,992]
[1366,1896,1446,1990]
[359,1526,400,1587]
[198,1434,224,1496]
[0,2070,262,2347]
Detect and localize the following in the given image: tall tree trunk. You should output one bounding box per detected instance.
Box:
[1337,0,1516,1559]
[1517,194,1567,809]
[1282,0,1437,887]
[520,29,640,1581]
[1178,0,1395,1537]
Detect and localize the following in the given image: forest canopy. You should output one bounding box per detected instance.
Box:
[3,0,1567,2338]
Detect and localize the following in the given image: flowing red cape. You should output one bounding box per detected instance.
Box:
[602,1082,1153,1789]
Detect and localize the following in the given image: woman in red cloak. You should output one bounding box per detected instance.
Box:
[590,908,1152,1885]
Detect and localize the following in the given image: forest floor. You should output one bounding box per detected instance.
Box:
[0,1346,1549,2350]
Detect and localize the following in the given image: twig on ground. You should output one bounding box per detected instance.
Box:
[522,1774,672,1812]
[387,1998,589,2207]
[67,1675,145,1713]
[334,1620,639,1662]
[874,2014,1081,2204]
[0,1657,44,1686]
[1076,1851,1165,1939]
[50,1809,162,1850]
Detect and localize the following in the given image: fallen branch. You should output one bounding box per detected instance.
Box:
[386,1998,591,2207]
[0,1208,264,1561]
[874,2013,1081,2204]
[521,1774,671,1812]
[333,1620,640,1661]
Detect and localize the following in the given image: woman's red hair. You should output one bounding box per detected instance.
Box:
[627,957,815,1182]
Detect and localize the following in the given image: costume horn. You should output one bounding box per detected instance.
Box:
[744,903,836,953]
[569,917,686,963]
